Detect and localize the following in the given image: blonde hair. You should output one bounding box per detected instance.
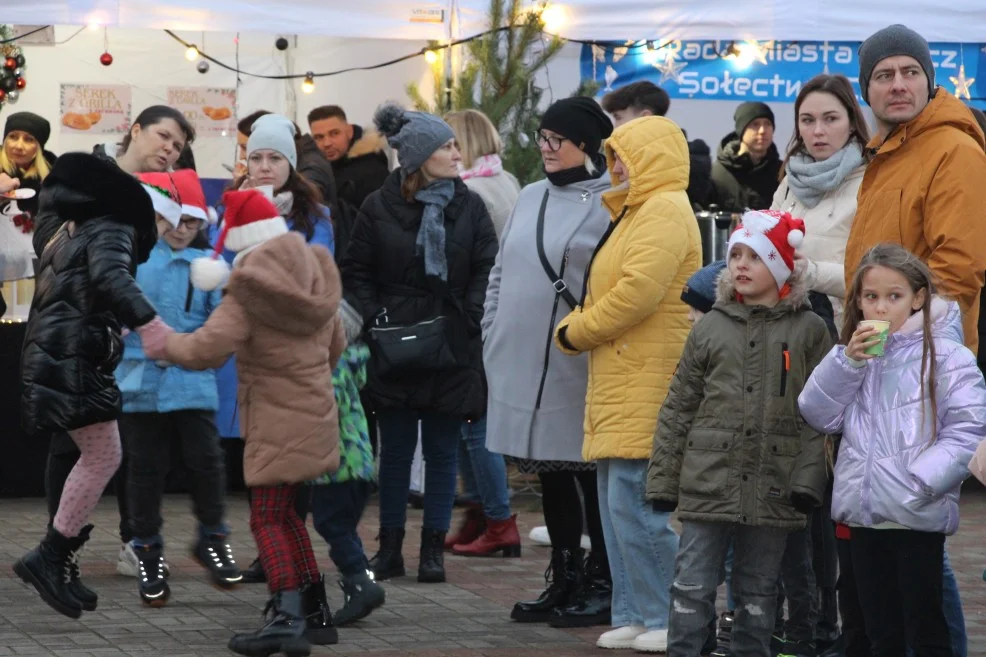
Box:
[444,109,502,170]
[0,139,50,181]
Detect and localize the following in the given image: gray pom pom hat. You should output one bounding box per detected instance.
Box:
[373,102,455,178]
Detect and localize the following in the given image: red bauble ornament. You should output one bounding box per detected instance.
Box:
[15,77,25,90]
[100,52,113,66]
[0,89,6,102]
[4,58,15,70]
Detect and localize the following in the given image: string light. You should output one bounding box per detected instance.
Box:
[185,45,199,61]
[301,72,315,94]
[424,49,439,65]
[539,5,568,32]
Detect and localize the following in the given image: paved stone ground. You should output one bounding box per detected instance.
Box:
[1,490,984,656]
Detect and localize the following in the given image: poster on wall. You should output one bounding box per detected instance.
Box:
[167,87,236,136]
[581,40,986,110]
[59,84,132,133]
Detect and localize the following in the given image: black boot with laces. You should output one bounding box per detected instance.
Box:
[13,526,84,619]
[65,524,98,611]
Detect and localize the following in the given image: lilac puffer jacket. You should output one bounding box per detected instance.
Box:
[799,299,986,535]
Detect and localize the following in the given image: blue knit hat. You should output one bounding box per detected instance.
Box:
[373,102,455,178]
[681,260,726,313]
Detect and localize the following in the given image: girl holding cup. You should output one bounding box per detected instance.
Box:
[798,243,986,657]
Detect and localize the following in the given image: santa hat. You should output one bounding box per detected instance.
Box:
[726,210,806,290]
[190,188,289,291]
[136,172,182,230]
[170,169,218,224]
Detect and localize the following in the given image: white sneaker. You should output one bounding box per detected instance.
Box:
[597,625,647,650]
[528,526,591,549]
[118,542,170,578]
[117,543,139,577]
[631,629,668,653]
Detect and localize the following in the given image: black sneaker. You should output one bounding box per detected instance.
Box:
[777,639,817,657]
[709,611,734,657]
[192,534,242,589]
[134,543,170,607]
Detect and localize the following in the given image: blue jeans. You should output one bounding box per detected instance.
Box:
[905,550,967,657]
[376,409,460,532]
[598,459,678,630]
[458,415,511,521]
[669,521,788,657]
[311,480,372,577]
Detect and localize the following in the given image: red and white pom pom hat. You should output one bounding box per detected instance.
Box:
[726,209,806,289]
[189,188,288,291]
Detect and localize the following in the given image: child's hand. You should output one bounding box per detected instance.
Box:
[845,324,881,361]
[137,316,175,361]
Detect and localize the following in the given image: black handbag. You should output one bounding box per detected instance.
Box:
[367,294,457,377]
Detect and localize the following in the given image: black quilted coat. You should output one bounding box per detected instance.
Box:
[21,153,158,435]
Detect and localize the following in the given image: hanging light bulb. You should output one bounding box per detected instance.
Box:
[424,49,439,65]
[301,73,316,94]
[185,45,199,61]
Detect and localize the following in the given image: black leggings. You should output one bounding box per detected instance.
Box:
[538,469,607,566]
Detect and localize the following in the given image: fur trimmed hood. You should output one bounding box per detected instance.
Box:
[346,125,388,160]
[713,257,811,319]
[38,152,157,261]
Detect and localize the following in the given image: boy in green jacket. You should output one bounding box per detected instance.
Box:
[647,210,831,657]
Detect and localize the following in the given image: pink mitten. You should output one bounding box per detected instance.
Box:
[137,316,175,361]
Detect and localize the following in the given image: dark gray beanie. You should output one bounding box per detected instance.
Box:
[733,102,774,137]
[373,102,455,178]
[858,24,935,105]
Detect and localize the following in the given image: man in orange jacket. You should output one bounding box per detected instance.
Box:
[844,24,986,353]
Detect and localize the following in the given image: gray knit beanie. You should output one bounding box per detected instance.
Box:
[858,24,935,105]
[247,114,298,168]
[373,102,455,178]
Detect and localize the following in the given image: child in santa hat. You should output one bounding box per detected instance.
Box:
[646,209,833,657]
[142,188,344,657]
[117,170,240,608]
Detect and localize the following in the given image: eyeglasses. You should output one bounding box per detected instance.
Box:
[175,217,202,231]
[533,131,570,152]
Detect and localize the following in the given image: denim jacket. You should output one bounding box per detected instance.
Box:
[799,299,986,535]
[115,240,223,413]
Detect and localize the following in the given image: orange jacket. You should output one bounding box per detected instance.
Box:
[844,90,986,354]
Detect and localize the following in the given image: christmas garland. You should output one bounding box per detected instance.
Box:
[0,25,27,109]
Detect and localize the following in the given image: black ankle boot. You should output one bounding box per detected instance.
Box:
[510,547,583,623]
[65,524,98,611]
[300,575,337,645]
[241,557,267,584]
[13,526,84,619]
[548,550,611,628]
[229,589,310,657]
[418,528,446,583]
[368,527,406,581]
[334,569,386,626]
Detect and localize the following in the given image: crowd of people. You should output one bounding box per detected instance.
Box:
[3,20,986,657]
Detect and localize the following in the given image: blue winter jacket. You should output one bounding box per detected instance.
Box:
[208,205,335,438]
[115,240,224,413]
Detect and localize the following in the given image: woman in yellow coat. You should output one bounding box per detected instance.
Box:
[555,115,702,652]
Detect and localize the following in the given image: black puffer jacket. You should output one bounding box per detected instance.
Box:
[686,138,713,210]
[342,171,498,419]
[709,133,782,212]
[21,153,158,435]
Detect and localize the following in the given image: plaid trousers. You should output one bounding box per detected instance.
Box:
[250,484,320,592]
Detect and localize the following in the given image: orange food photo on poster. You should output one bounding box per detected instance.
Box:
[61,112,93,131]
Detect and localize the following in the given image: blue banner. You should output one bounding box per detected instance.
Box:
[581,40,986,110]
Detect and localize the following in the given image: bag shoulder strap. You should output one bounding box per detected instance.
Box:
[535,189,579,310]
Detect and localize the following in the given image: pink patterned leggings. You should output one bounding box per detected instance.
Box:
[52,421,122,538]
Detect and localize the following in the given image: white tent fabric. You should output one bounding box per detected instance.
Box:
[4,0,985,42]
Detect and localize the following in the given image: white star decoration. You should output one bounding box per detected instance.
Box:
[950,65,975,100]
[656,57,687,83]
[747,40,773,66]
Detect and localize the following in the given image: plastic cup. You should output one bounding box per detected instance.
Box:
[860,319,890,356]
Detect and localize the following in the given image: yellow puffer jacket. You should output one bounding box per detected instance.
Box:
[554,116,702,461]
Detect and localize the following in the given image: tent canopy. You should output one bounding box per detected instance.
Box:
[6,1,985,43]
